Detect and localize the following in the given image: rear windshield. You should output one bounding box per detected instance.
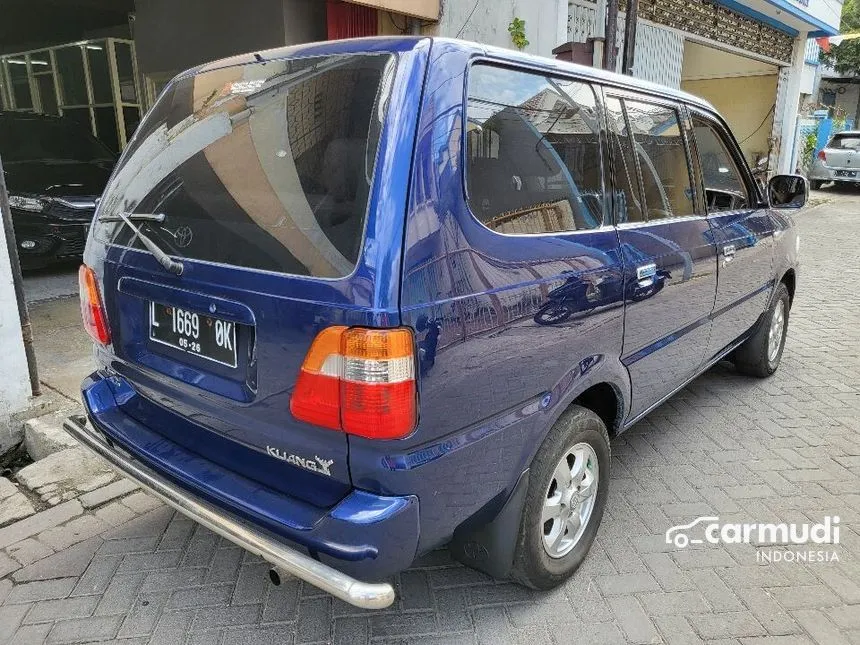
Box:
[94,52,396,278]
[828,134,860,150]
[0,117,114,164]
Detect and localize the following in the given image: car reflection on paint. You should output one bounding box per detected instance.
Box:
[533,245,672,326]
[533,269,671,325]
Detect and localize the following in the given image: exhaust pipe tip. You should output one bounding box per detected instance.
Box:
[268,568,281,586]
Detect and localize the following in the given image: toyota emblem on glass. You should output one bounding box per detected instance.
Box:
[174,225,193,248]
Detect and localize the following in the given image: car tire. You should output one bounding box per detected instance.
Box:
[510,405,610,590]
[734,282,790,378]
[809,180,823,190]
[534,302,574,325]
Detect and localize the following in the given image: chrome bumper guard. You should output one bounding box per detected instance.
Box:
[63,416,396,609]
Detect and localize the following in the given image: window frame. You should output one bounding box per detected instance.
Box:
[686,105,763,212]
[461,58,612,238]
[603,88,702,229]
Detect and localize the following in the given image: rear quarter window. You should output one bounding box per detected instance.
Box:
[465,63,605,235]
[94,53,396,278]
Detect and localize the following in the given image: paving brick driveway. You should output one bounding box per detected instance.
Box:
[2,191,859,644]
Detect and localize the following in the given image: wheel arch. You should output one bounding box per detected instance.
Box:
[569,382,624,437]
[780,268,796,306]
[448,376,625,581]
[512,365,628,493]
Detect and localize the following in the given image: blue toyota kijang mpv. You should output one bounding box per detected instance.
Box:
[67,37,804,608]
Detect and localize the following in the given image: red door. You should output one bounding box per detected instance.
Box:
[327,1,378,39]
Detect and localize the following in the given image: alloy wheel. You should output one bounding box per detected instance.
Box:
[767,299,786,364]
[541,442,599,559]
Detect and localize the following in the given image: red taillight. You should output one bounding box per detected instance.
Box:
[818,150,827,161]
[78,265,111,345]
[290,326,345,431]
[290,327,417,440]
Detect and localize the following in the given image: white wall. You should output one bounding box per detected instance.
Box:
[741,0,842,36]
[841,84,860,124]
[778,34,808,173]
[800,63,818,95]
[437,0,567,58]
[0,221,31,453]
[800,0,843,34]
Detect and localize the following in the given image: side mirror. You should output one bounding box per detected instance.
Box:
[767,174,808,209]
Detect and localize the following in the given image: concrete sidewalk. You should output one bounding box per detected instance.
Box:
[29,295,93,403]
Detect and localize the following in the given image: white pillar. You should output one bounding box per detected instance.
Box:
[777,32,809,174]
[0,204,30,455]
[556,0,570,48]
[0,220,30,453]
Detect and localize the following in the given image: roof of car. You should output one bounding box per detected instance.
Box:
[455,38,715,112]
[183,36,716,113]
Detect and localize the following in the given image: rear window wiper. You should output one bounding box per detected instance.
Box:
[98,211,183,275]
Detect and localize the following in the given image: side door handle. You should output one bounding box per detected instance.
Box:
[723,245,736,262]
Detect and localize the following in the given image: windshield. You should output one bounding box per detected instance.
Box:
[93,52,396,278]
[829,134,860,150]
[0,117,114,163]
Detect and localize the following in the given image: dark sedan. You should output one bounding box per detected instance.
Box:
[0,112,115,270]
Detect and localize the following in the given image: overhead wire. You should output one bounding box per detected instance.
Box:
[739,104,776,144]
[456,0,482,38]
[387,12,409,33]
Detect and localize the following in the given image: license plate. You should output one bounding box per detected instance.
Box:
[149,302,237,368]
[836,170,856,178]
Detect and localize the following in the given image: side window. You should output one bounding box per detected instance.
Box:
[624,99,695,221]
[466,64,604,234]
[691,114,750,212]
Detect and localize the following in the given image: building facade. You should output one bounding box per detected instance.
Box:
[0,0,845,429]
[2,0,840,173]
[564,0,841,173]
[820,71,860,124]
[359,0,841,175]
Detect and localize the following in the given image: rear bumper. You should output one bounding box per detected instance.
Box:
[75,371,420,608]
[64,414,396,609]
[808,161,860,183]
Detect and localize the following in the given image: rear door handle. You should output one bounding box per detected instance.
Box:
[723,245,736,262]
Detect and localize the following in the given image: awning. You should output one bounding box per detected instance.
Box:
[714,0,840,37]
